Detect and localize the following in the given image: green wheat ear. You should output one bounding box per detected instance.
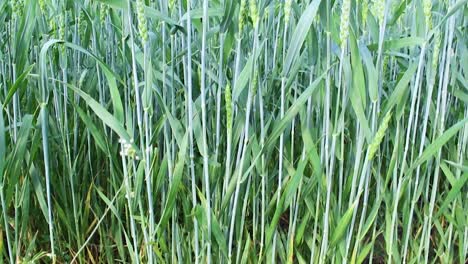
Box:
[284,0,293,25]
[372,0,385,25]
[1,0,465,262]
[368,110,393,161]
[249,0,259,27]
[137,0,148,43]
[339,0,351,48]
[100,4,109,25]
[10,0,20,18]
[78,10,87,39]
[423,0,433,30]
[59,12,66,53]
[238,0,247,35]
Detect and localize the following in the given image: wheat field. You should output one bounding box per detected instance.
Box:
[0,0,467,263]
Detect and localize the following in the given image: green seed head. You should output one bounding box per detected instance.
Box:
[430,30,441,85]
[372,0,385,25]
[17,0,24,17]
[79,10,87,39]
[10,0,22,18]
[284,0,293,25]
[59,13,66,41]
[100,4,109,25]
[339,0,351,48]
[238,0,247,36]
[249,0,259,28]
[368,110,392,161]
[423,0,432,30]
[137,0,149,43]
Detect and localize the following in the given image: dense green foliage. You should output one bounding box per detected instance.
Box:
[0,0,467,263]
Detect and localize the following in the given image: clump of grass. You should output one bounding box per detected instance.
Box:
[0,0,466,263]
